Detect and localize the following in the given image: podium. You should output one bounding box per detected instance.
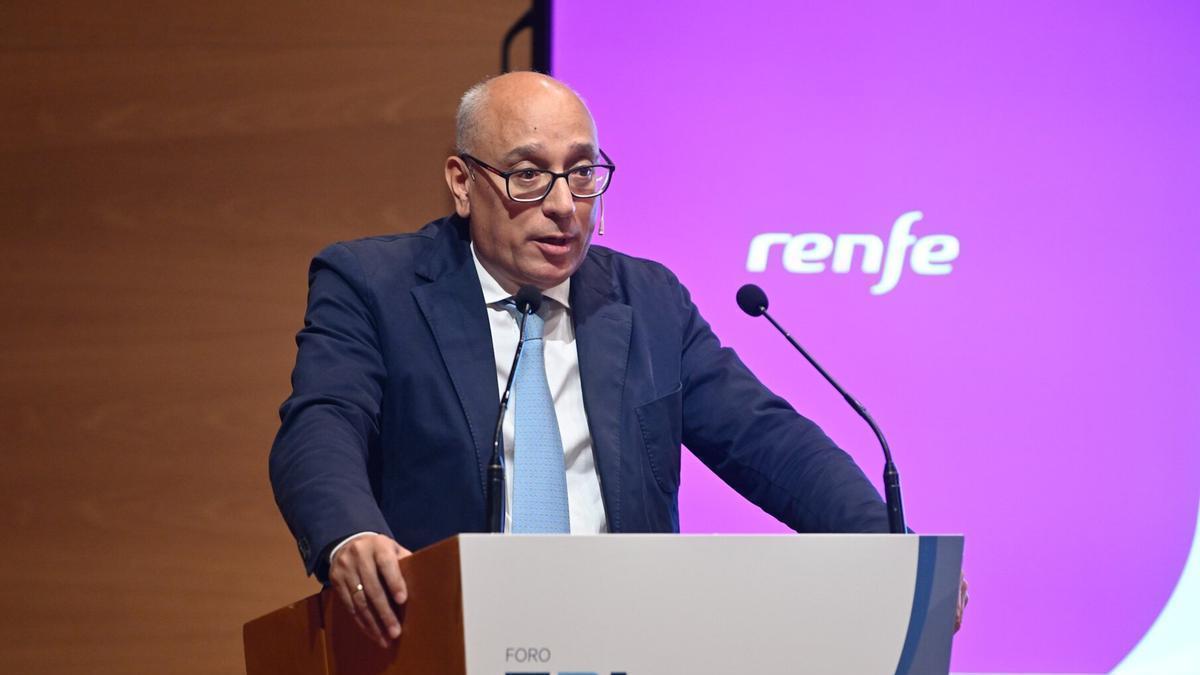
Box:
[245,534,962,675]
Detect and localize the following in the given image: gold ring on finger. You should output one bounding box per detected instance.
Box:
[353,583,365,595]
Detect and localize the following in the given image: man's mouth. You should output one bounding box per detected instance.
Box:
[532,234,575,254]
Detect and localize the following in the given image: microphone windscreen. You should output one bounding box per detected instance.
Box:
[736,284,769,316]
[515,285,544,315]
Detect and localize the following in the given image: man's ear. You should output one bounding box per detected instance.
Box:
[444,156,471,218]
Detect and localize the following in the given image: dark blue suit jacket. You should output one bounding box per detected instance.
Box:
[270,215,888,578]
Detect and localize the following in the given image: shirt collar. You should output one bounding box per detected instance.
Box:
[471,243,571,309]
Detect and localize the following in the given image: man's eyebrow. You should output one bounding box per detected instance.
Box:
[569,142,598,159]
[500,142,599,164]
[501,144,542,163]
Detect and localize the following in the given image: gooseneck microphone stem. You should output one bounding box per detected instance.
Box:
[487,286,543,534]
[486,310,526,533]
[758,309,905,534]
[736,283,905,534]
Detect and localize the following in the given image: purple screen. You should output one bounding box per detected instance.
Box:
[554,2,1200,672]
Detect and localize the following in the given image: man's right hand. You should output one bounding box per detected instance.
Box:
[329,534,413,648]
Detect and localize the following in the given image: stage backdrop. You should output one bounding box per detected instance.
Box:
[0,2,531,673]
[554,2,1200,673]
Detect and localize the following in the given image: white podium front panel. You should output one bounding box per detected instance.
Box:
[457,534,961,675]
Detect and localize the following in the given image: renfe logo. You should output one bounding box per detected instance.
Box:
[745,211,960,295]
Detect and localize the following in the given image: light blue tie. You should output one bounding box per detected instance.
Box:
[510,305,570,533]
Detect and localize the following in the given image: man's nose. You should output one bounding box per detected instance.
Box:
[541,175,576,221]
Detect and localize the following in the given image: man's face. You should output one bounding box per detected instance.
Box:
[446,78,600,292]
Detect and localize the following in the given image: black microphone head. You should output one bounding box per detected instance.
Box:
[736,284,769,317]
[514,285,544,315]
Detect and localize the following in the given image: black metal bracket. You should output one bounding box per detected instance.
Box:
[501,0,552,73]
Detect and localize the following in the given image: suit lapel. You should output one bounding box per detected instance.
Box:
[571,252,633,532]
[411,220,497,493]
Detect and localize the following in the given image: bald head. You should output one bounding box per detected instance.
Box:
[443,71,606,293]
[455,72,596,156]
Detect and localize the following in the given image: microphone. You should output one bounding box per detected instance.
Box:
[487,285,544,533]
[514,284,543,315]
[736,283,906,534]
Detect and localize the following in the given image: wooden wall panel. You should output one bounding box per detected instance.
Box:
[0,2,532,673]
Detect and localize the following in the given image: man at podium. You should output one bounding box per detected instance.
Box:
[270,71,911,648]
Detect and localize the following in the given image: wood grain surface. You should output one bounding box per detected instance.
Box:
[0,2,531,673]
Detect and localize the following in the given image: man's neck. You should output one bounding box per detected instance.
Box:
[469,244,571,308]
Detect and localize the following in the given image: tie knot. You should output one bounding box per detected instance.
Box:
[506,299,546,340]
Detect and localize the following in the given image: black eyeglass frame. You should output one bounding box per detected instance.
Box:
[459,149,616,203]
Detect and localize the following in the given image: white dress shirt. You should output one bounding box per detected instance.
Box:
[472,244,608,534]
[331,246,608,564]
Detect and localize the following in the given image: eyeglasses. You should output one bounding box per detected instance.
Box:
[459,149,615,203]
